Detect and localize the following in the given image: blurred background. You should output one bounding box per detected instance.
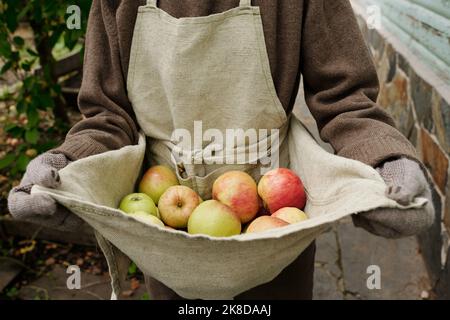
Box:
[0,0,449,300]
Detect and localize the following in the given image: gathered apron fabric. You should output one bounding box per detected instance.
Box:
[31,0,428,300]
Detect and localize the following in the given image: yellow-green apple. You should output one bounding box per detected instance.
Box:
[212,171,259,223]
[130,211,165,227]
[187,200,241,237]
[245,216,289,234]
[158,185,201,229]
[119,193,158,217]
[139,165,179,204]
[257,168,306,214]
[272,207,308,224]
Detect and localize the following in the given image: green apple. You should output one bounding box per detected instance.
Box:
[131,211,165,227]
[187,200,241,237]
[119,193,158,217]
[139,165,179,204]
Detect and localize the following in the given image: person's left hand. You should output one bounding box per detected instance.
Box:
[352,158,435,238]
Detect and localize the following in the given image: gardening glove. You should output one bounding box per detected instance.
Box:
[352,158,435,239]
[7,152,84,231]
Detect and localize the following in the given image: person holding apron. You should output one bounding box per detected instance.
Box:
[8,0,434,300]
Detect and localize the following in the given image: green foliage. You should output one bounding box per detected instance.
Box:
[128,262,138,276]
[0,0,91,175]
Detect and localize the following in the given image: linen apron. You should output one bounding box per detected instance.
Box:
[127,0,292,299]
[31,0,428,300]
[127,0,290,198]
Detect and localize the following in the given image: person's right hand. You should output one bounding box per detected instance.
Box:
[8,152,84,231]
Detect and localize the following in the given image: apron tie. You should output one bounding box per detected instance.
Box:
[147,0,157,7]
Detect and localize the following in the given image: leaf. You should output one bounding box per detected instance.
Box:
[13,36,24,47]
[128,262,137,275]
[25,128,39,144]
[21,61,31,72]
[27,107,40,127]
[130,278,140,290]
[37,93,54,109]
[5,124,24,138]
[16,154,31,171]
[36,140,58,153]
[26,48,39,57]
[0,153,15,170]
[0,39,12,58]
[17,2,32,20]
[0,61,13,75]
[5,5,18,32]
[16,99,27,114]
[140,293,150,300]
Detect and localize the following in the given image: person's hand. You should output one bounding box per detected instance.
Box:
[8,152,84,231]
[352,158,435,238]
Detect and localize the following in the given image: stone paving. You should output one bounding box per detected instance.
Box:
[313,218,431,300]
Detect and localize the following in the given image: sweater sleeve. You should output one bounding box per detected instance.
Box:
[300,0,418,167]
[53,0,139,161]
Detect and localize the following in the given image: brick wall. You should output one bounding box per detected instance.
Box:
[352,3,450,298]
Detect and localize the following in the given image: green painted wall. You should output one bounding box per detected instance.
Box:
[353,0,450,81]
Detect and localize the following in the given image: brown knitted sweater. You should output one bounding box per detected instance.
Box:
[54,0,419,167]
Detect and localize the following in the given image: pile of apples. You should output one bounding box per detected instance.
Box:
[118,165,308,237]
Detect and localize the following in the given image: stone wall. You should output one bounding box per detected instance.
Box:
[352,6,450,299]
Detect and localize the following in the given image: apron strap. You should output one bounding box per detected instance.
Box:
[239,0,251,6]
[148,0,249,8]
[147,0,157,7]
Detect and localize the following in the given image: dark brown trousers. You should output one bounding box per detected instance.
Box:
[144,242,316,300]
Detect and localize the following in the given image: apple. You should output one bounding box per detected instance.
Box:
[245,216,289,234]
[272,207,308,224]
[130,211,165,227]
[187,200,241,237]
[257,168,306,214]
[139,165,179,204]
[158,185,201,229]
[212,171,259,223]
[119,193,158,217]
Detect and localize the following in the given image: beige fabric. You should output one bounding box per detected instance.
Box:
[31,0,427,300]
[31,116,427,299]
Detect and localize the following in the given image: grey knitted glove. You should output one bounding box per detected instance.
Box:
[352,158,435,239]
[7,152,84,231]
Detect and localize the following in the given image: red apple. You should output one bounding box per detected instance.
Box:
[212,171,259,223]
[245,216,289,234]
[158,185,201,229]
[272,207,308,224]
[257,168,306,214]
[187,200,241,237]
[139,165,179,204]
